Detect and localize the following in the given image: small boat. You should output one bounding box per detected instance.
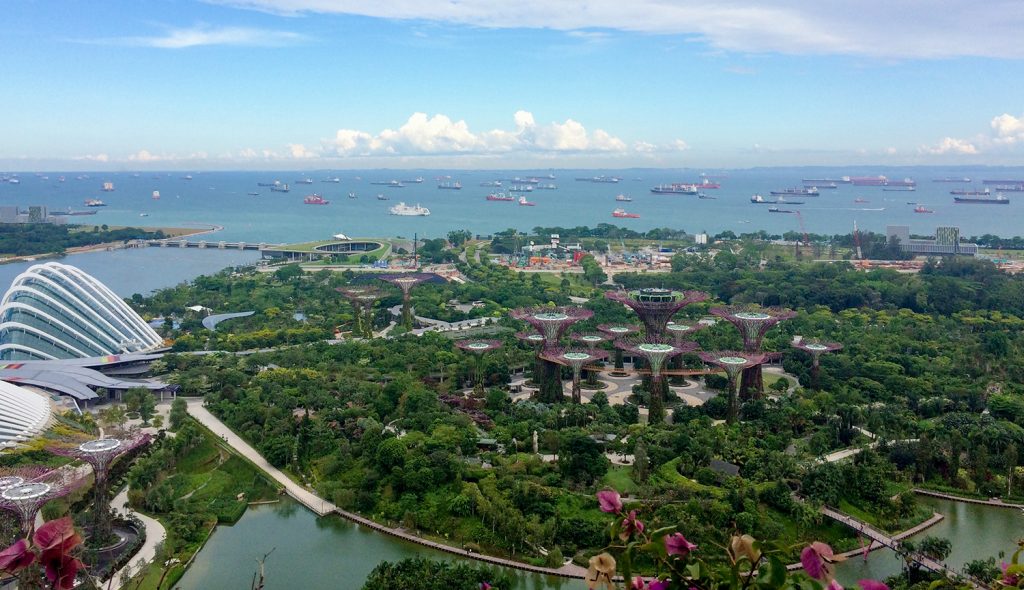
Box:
[181,175,193,180]
[389,202,430,216]
[751,194,765,203]
[296,178,314,184]
[403,177,424,184]
[348,192,358,199]
[304,194,330,205]
[376,193,389,200]
[247,192,260,196]
[518,196,536,206]
[371,180,404,187]
[914,205,934,213]
[152,190,160,200]
[854,197,868,203]
[102,182,114,192]
[768,206,792,213]
[615,194,632,202]
[322,177,341,183]
[84,199,106,207]
[139,213,149,217]
[486,193,514,201]
[697,192,717,200]
[612,208,639,218]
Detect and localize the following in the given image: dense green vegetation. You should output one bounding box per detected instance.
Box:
[0,223,167,256]
[125,234,1024,583]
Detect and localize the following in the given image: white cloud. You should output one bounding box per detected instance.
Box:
[73,153,110,162]
[321,111,632,156]
[86,24,306,49]
[921,137,978,155]
[210,0,1024,58]
[668,139,690,151]
[991,113,1024,144]
[884,147,897,155]
[287,143,318,159]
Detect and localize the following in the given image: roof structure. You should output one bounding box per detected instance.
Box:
[0,381,52,449]
[0,262,163,361]
[0,359,171,402]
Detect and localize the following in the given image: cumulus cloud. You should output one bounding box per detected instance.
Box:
[83,24,306,48]
[321,111,633,157]
[210,0,1024,58]
[73,153,110,162]
[921,137,978,155]
[991,113,1024,144]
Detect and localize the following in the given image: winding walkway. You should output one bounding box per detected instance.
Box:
[106,487,167,590]
[184,399,588,580]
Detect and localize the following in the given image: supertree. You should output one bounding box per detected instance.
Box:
[336,286,384,338]
[49,433,150,543]
[0,468,84,535]
[616,338,699,423]
[597,324,641,371]
[665,321,709,380]
[454,339,503,393]
[709,306,796,398]
[511,307,593,403]
[572,332,610,386]
[542,348,609,403]
[605,288,709,337]
[378,273,440,329]
[792,340,843,390]
[698,351,767,424]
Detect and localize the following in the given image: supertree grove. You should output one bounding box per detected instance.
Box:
[336,286,384,338]
[378,273,441,329]
[0,469,84,534]
[792,340,843,390]
[709,306,796,398]
[542,348,609,403]
[616,339,699,423]
[49,433,150,543]
[511,307,593,403]
[597,324,641,371]
[605,288,709,337]
[454,339,503,393]
[698,351,767,424]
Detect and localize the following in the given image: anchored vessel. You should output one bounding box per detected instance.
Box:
[612,208,639,218]
[954,193,1009,204]
[650,183,697,195]
[389,202,430,216]
[303,194,330,205]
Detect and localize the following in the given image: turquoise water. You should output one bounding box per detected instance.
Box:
[175,498,584,590]
[834,496,1024,585]
[3,167,1024,243]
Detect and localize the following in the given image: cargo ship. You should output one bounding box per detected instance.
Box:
[152,190,160,200]
[257,181,279,187]
[651,183,697,195]
[914,205,934,213]
[954,193,1010,204]
[615,194,632,202]
[507,184,534,192]
[753,194,804,205]
[992,184,1024,192]
[767,206,792,213]
[694,177,720,189]
[55,207,97,216]
[389,202,430,216]
[518,196,536,206]
[886,178,917,187]
[612,208,639,218]
[376,194,389,200]
[372,180,404,187]
[322,177,341,183]
[270,183,290,193]
[950,188,991,196]
[303,194,330,205]
[438,181,462,190]
[850,176,888,186]
[576,176,621,183]
[770,187,819,196]
[933,177,971,183]
[982,179,1024,184]
[486,193,514,201]
[480,181,502,187]
[802,176,851,184]
[883,186,916,192]
[805,182,838,189]
[403,177,424,184]
[296,178,314,184]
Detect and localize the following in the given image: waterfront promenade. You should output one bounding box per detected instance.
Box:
[913,488,1024,509]
[184,399,589,580]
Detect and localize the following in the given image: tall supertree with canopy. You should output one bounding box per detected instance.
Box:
[510,307,593,403]
[698,351,767,424]
[572,333,610,386]
[455,339,503,393]
[378,273,439,329]
[605,288,709,337]
[666,321,708,380]
[792,340,843,390]
[597,324,641,371]
[710,307,796,398]
[616,338,699,423]
[49,433,150,543]
[0,469,84,535]
[542,348,609,404]
[336,286,384,338]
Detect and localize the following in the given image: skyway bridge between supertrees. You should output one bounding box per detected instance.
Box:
[710,306,796,398]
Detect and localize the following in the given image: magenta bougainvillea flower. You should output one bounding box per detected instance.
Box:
[620,510,645,541]
[664,533,697,557]
[0,539,35,573]
[857,579,889,590]
[801,541,846,580]
[596,489,623,514]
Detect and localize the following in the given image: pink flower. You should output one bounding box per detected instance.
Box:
[649,580,670,590]
[631,576,646,590]
[0,539,36,573]
[480,583,491,590]
[664,533,697,557]
[620,510,645,541]
[33,517,81,562]
[828,580,844,590]
[857,580,888,590]
[597,489,623,514]
[801,542,845,580]
[999,562,1020,586]
[41,553,82,590]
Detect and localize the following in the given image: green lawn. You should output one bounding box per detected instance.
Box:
[601,465,640,494]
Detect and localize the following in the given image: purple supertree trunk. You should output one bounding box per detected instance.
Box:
[378,273,440,328]
[336,286,384,338]
[543,348,609,403]
[698,351,767,424]
[606,289,709,337]
[792,340,843,390]
[455,339,503,392]
[616,338,699,423]
[710,307,796,398]
[511,307,593,403]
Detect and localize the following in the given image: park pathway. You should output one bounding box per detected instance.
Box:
[914,488,1024,509]
[106,487,167,590]
[184,399,589,579]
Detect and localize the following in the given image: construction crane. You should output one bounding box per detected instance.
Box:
[852,220,863,260]
[794,210,809,245]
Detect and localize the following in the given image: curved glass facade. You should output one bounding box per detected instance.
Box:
[0,380,51,447]
[0,262,162,361]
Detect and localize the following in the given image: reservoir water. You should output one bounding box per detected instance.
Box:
[175,498,584,590]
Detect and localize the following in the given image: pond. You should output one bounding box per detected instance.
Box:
[175,498,586,590]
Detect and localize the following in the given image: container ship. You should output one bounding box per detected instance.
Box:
[803,176,851,184]
[885,178,917,187]
[296,178,314,184]
[770,187,819,196]
[270,183,290,193]
[507,184,534,192]
[438,181,462,190]
[615,194,632,202]
[752,194,804,205]
[951,188,991,196]
[372,180,404,187]
[850,176,888,186]
[982,179,1024,184]
[954,193,1010,204]
[805,181,838,189]
[883,186,915,192]
[612,208,639,218]
[303,194,330,205]
[767,206,793,213]
[403,177,424,184]
[992,184,1024,192]
[651,183,697,195]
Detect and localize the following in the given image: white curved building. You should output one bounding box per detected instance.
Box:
[0,380,51,448]
[0,262,163,361]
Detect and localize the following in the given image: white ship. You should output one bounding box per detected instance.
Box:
[389,202,430,216]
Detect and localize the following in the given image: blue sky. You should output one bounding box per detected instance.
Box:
[2,0,1024,169]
